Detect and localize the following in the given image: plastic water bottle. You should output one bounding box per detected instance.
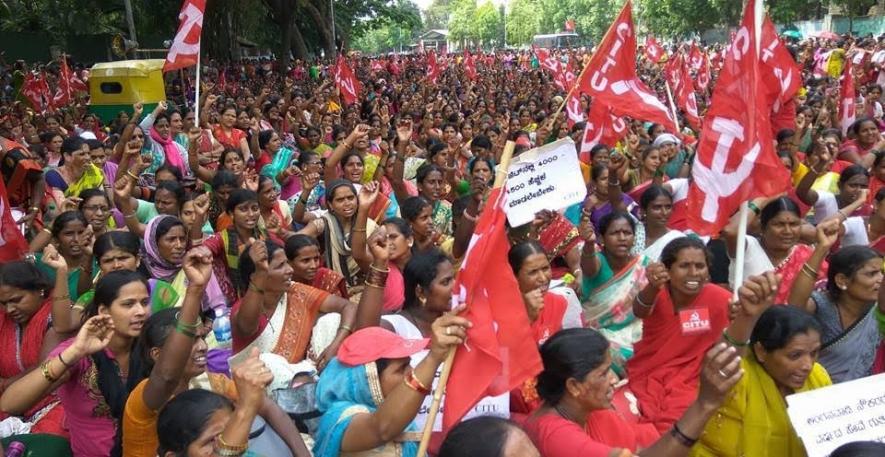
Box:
[5,441,25,457]
[213,308,232,349]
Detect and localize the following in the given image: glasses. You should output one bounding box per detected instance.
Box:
[83,205,109,213]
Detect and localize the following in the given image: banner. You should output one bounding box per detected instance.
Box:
[164,0,206,72]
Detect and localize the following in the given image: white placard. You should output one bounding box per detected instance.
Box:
[787,373,885,457]
[503,138,587,227]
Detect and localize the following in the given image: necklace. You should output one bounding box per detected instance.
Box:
[554,404,581,424]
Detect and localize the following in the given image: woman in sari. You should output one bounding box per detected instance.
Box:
[289,151,326,218]
[32,211,96,302]
[78,188,116,236]
[415,163,453,236]
[524,327,743,457]
[788,230,884,383]
[690,305,832,457]
[508,241,582,419]
[626,237,732,433]
[579,164,638,232]
[313,319,467,457]
[401,196,452,255]
[285,234,349,298]
[796,163,871,224]
[0,262,67,437]
[201,97,251,162]
[724,197,827,304]
[140,106,190,178]
[631,186,685,262]
[230,240,358,373]
[840,117,884,166]
[620,146,664,201]
[255,129,300,200]
[297,180,377,295]
[256,176,293,243]
[325,125,397,223]
[44,137,105,215]
[581,211,649,375]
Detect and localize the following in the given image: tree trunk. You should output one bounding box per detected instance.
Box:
[291,24,309,61]
[300,0,335,57]
[279,16,293,71]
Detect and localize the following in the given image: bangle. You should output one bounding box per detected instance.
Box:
[40,360,58,383]
[124,212,137,219]
[57,352,73,369]
[462,211,478,223]
[747,201,761,215]
[52,294,71,303]
[722,329,749,347]
[369,264,390,274]
[670,422,698,447]
[174,322,197,338]
[800,262,818,280]
[29,206,40,214]
[837,209,848,220]
[338,324,353,334]
[42,228,52,236]
[608,180,621,187]
[365,281,385,289]
[635,294,653,309]
[403,370,431,395]
[214,436,247,456]
[191,238,203,246]
[352,228,367,233]
[249,282,265,294]
[126,170,139,181]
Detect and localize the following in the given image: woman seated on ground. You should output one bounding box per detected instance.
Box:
[690,305,832,456]
[0,262,67,437]
[121,247,310,457]
[231,240,359,373]
[439,416,540,457]
[580,211,649,375]
[631,186,685,262]
[312,317,468,457]
[788,231,884,383]
[286,234,349,298]
[0,271,152,457]
[625,237,732,433]
[796,163,871,223]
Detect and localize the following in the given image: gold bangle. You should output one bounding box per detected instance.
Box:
[364,280,385,289]
[338,324,353,334]
[369,264,390,274]
[352,228,367,233]
[52,295,71,303]
[42,228,52,236]
[40,360,58,383]
[216,436,248,452]
[126,170,139,180]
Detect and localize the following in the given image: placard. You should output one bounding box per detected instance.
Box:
[504,138,586,227]
[787,373,885,457]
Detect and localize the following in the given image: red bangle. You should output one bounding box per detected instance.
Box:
[404,370,431,395]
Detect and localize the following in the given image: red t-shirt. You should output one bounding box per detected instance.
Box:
[524,414,617,457]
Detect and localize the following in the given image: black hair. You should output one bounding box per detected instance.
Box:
[850,117,877,137]
[830,442,885,457]
[238,240,285,294]
[284,234,320,261]
[61,136,85,155]
[155,216,186,243]
[211,169,239,190]
[760,197,801,229]
[416,162,445,184]
[660,237,712,269]
[646,123,661,136]
[403,249,451,310]
[598,211,636,236]
[157,389,234,456]
[341,151,364,168]
[471,134,492,150]
[838,164,871,187]
[0,261,52,292]
[140,307,179,373]
[590,144,609,159]
[258,129,276,150]
[590,163,607,181]
[51,210,88,238]
[297,150,320,168]
[468,156,495,178]
[751,306,821,353]
[383,217,413,239]
[221,148,244,168]
[78,187,109,209]
[401,196,432,222]
[537,328,610,405]
[85,139,104,151]
[156,164,184,183]
[156,180,186,206]
[776,128,796,143]
[438,416,520,457]
[508,240,546,275]
[821,128,843,142]
[93,231,140,261]
[225,188,258,214]
[639,185,673,211]
[84,270,151,457]
[826,245,882,298]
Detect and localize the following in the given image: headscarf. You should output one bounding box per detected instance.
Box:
[141,215,182,281]
[313,358,418,457]
[652,133,681,148]
[149,126,187,174]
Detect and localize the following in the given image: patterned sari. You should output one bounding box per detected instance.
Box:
[312,267,349,298]
[431,200,453,236]
[582,254,650,376]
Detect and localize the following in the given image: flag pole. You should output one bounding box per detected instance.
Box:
[194,52,201,124]
[664,80,681,133]
[415,140,517,457]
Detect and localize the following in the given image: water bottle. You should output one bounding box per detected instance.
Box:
[213,308,232,349]
[5,441,25,457]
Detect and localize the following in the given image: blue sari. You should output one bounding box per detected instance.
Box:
[314,358,418,457]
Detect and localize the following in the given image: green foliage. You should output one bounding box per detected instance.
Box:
[350,0,422,54]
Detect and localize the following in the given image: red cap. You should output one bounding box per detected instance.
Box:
[337,327,429,366]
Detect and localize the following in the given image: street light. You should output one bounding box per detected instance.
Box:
[330,0,337,57]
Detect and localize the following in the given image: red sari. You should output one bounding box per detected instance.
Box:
[626,283,730,433]
[311,267,349,299]
[0,300,67,436]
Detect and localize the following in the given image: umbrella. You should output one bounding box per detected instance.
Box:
[781,30,802,39]
[815,31,841,40]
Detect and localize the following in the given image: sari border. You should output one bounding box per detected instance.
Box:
[366,361,385,407]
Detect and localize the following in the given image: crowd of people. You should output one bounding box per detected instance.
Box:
[0,29,884,457]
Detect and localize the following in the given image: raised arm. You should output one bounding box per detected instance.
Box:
[633,262,668,319]
[325,124,370,184]
[139,247,211,411]
[787,218,840,313]
[390,121,414,205]
[113,102,144,164]
[578,209,601,279]
[231,242,270,339]
[292,172,320,226]
[39,244,82,334]
[186,127,216,183]
[351,182,380,271]
[354,229,391,331]
[220,349,274,455]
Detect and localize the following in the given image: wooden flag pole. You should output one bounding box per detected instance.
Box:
[415,140,516,457]
[664,80,681,133]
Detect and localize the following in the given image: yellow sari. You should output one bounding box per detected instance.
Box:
[690,356,831,457]
[64,163,105,197]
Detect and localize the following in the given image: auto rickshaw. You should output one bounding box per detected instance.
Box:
[89,59,166,124]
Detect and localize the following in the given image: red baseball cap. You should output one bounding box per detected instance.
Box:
[337,327,429,366]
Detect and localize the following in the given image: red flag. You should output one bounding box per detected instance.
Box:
[20,73,45,112]
[565,92,586,127]
[760,18,801,125]
[163,0,206,72]
[677,57,702,131]
[334,56,361,106]
[564,19,576,32]
[427,51,441,83]
[696,52,711,91]
[579,102,628,162]
[688,42,704,71]
[371,59,384,73]
[576,0,678,133]
[0,178,28,263]
[442,187,542,431]
[463,50,477,81]
[645,36,665,63]
[839,58,856,136]
[687,0,791,236]
[53,56,75,107]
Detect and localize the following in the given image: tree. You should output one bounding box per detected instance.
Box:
[424,0,451,29]
[505,0,542,46]
[474,1,502,47]
[448,0,477,46]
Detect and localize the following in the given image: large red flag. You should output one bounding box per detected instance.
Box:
[645,36,665,63]
[20,73,45,112]
[565,91,586,127]
[688,42,704,71]
[677,57,702,131]
[427,51,441,83]
[579,102,628,162]
[696,52,711,92]
[334,57,361,106]
[687,0,791,236]
[839,58,856,136]
[53,56,75,107]
[163,0,206,72]
[0,178,28,263]
[463,50,477,81]
[760,17,801,132]
[576,0,678,133]
[442,187,542,432]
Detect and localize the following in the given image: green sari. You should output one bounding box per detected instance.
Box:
[582,253,650,376]
[431,200,453,237]
[75,278,180,313]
